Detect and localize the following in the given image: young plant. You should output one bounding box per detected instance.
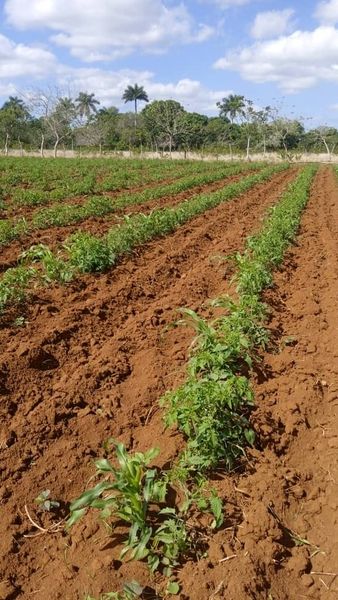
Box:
[35,489,60,512]
[0,265,37,312]
[20,244,74,283]
[84,581,144,600]
[68,441,189,575]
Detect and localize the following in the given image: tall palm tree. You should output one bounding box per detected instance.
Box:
[122,84,149,130]
[217,94,246,124]
[1,96,29,120]
[75,92,100,122]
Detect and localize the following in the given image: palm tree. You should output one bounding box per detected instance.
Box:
[1,96,29,120]
[75,92,100,122]
[122,84,149,130]
[217,94,246,124]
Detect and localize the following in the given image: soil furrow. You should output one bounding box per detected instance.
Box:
[173,165,338,600]
[0,171,260,272]
[0,166,298,599]
[3,162,231,218]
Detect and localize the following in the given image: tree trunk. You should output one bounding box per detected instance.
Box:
[246,136,251,161]
[40,133,45,158]
[53,133,60,158]
[134,99,137,134]
[99,141,102,156]
[4,133,9,156]
[321,137,331,160]
[229,143,233,160]
[263,135,267,157]
[169,136,172,158]
[18,139,23,157]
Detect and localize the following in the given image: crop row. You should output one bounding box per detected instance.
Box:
[0,156,193,188]
[66,165,317,595]
[1,158,254,208]
[0,162,263,245]
[0,163,287,313]
[9,160,260,208]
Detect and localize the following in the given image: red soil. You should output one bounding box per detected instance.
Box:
[0,168,263,272]
[2,166,334,599]
[175,165,338,599]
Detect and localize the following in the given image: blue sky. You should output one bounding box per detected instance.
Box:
[1,0,338,125]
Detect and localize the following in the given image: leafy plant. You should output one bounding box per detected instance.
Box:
[20,244,74,283]
[65,233,113,273]
[84,580,144,600]
[162,165,317,475]
[0,265,36,312]
[35,489,60,512]
[68,441,188,575]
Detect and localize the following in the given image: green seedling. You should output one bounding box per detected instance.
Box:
[84,581,144,600]
[68,441,189,575]
[35,489,60,512]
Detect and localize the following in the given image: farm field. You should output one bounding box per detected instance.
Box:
[0,158,337,600]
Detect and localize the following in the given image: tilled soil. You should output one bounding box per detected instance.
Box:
[0,169,262,272]
[3,161,235,217]
[176,165,338,599]
[2,165,333,600]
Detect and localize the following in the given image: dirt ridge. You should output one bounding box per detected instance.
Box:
[0,166,302,599]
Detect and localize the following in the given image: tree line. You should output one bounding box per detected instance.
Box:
[0,85,337,158]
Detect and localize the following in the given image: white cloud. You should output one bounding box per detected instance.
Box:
[214,25,338,92]
[4,0,214,62]
[251,9,295,39]
[0,29,227,115]
[315,0,338,23]
[0,34,56,79]
[59,67,231,114]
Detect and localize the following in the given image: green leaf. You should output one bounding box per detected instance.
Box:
[69,481,111,511]
[244,428,255,446]
[95,458,115,472]
[66,507,87,528]
[166,581,180,595]
[123,581,144,596]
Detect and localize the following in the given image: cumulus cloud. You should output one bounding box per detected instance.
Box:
[315,0,338,23]
[58,67,231,114]
[214,25,338,92]
[0,28,228,115]
[0,34,56,79]
[4,0,214,62]
[250,9,295,39]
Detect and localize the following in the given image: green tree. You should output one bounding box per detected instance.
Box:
[217,94,246,124]
[122,84,149,131]
[142,100,185,155]
[176,112,208,153]
[76,106,119,152]
[0,96,31,155]
[75,92,100,122]
[269,117,304,158]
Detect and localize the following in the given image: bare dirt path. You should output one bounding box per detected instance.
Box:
[0,168,297,599]
[176,166,338,600]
